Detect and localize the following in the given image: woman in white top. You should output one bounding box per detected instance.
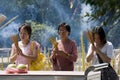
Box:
[86,26,118,80]
[87,41,113,65]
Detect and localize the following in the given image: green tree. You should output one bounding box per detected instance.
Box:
[82,0,120,26]
[25,21,57,47]
[82,0,120,48]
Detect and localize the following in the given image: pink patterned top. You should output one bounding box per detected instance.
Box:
[11,41,40,67]
[51,39,78,71]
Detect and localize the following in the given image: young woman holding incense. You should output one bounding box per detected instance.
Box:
[50,22,78,71]
[86,26,118,80]
[9,23,40,69]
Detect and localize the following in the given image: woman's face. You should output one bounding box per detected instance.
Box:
[94,34,101,45]
[19,28,29,42]
[58,26,69,39]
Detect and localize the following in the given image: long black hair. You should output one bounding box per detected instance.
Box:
[92,26,107,45]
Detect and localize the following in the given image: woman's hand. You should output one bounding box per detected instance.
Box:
[91,45,95,52]
[16,47,23,56]
[53,49,69,58]
[92,45,101,54]
[51,48,57,58]
[53,49,63,55]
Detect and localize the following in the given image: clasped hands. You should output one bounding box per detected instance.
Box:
[51,48,69,59]
[15,47,23,56]
[52,48,64,56]
[91,44,101,54]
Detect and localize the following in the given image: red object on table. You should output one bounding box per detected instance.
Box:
[5,68,27,74]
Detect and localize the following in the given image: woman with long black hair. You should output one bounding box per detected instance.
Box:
[86,26,118,80]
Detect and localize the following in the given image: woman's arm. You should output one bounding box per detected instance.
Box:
[50,47,57,64]
[95,44,112,63]
[54,41,78,62]
[19,42,38,60]
[9,44,18,63]
[66,42,78,62]
[96,49,111,63]
[86,44,94,62]
[86,51,94,62]
[20,47,38,60]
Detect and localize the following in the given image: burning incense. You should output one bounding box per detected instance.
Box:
[80,33,85,71]
[0,15,18,29]
[86,29,94,45]
[49,37,58,49]
[0,56,4,70]
[0,14,6,24]
[11,34,19,49]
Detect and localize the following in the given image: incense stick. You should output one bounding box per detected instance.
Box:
[0,15,18,30]
[11,34,18,48]
[49,37,58,49]
[0,14,6,24]
[86,29,94,45]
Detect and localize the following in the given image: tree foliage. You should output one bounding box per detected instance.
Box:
[25,21,57,47]
[83,0,120,26]
[82,0,120,48]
